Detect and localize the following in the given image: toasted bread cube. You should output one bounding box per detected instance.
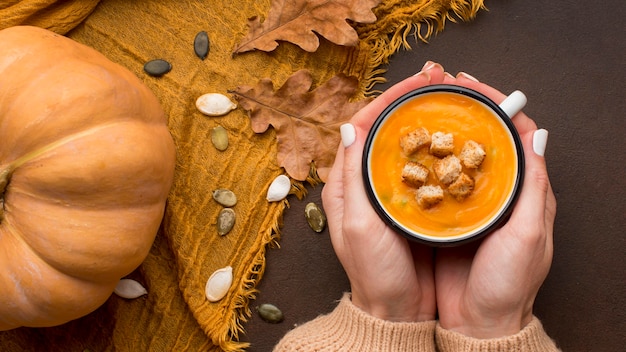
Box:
[401,161,429,187]
[416,185,444,208]
[400,127,431,155]
[430,131,454,157]
[448,173,475,200]
[433,155,462,185]
[460,140,486,169]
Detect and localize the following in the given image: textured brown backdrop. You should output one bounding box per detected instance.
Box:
[242,1,626,351]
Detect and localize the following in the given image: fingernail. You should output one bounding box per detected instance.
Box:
[413,71,431,81]
[533,129,549,156]
[340,123,356,148]
[457,72,479,82]
[421,61,436,72]
[413,67,431,77]
[444,72,455,79]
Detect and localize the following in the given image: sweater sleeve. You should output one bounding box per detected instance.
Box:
[435,316,561,351]
[273,293,436,352]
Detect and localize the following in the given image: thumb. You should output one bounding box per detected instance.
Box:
[507,129,554,244]
[338,123,371,221]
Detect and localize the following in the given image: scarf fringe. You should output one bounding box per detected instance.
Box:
[207,198,287,352]
[359,0,486,95]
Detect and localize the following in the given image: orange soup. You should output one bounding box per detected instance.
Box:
[368,91,519,238]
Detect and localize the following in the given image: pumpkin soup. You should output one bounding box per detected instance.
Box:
[368,91,518,238]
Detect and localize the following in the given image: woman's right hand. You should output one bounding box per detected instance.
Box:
[434,72,557,338]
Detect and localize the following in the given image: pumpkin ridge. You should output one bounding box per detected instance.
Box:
[1,218,89,291]
[1,218,117,330]
[1,122,132,221]
[1,217,54,275]
[8,122,135,171]
[5,185,165,210]
[1,192,161,281]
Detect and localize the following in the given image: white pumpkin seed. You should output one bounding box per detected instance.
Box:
[205,266,233,302]
[305,202,326,233]
[217,208,236,236]
[211,125,229,151]
[266,174,291,202]
[114,279,147,299]
[196,93,237,116]
[213,188,237,207]
[257,303,284,323]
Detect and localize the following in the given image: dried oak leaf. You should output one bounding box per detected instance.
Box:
[233,0,382,54]
[230,70,372,181]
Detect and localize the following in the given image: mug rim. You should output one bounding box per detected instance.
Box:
[362,84,525,246]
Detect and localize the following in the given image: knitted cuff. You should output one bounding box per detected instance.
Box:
[274,293,436,352]
[435,316,561,352]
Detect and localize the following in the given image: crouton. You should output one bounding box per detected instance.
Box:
[401,161,429,187]
[448,173,475,200]
[430,131,454,157]
[460,140,486,169]
[400,127,431,155]
[433,155,462,185]
[416,185,444,208]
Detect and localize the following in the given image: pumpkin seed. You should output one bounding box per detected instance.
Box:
[211,125,229,151]
[196,93,237,116]
[114,279,147,299]
[257,303,284,323]
[305,202,326,233]
[205,266,233,302]
[194,31,210,60]
[266,174,290,202]
[143,59,171,76]
[213,188,237,207]
[217,208,236,236]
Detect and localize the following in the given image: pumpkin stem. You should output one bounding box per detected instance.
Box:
[0,167,9,222]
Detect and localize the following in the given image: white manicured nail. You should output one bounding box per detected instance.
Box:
[533,129,548,156]
[499,90,527,118]
[457,72,479,82]
[340,123,356,148]
[421,61,436,72]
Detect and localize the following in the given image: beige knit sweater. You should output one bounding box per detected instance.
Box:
[274,293,560,351]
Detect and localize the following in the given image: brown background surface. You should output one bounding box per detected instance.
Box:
[242,1,626,351]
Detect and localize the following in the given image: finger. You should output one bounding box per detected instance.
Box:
[507,129,552,241]
[322,143,345,222]
[322,143,347,248]
[422,61,447,83]
[544,177,557,232]
[443,71,456,84]
[337,122,374,224]
[544,178,557,254]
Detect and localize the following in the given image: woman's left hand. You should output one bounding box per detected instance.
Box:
[321,62,448,322]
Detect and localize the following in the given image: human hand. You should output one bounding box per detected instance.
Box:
[434,72,557,338]
[321,61,449,322]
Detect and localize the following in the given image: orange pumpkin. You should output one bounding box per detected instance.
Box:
[0,26,176,330]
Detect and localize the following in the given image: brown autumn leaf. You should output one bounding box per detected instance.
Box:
[230,70,372,181]
[233,0,382,54]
